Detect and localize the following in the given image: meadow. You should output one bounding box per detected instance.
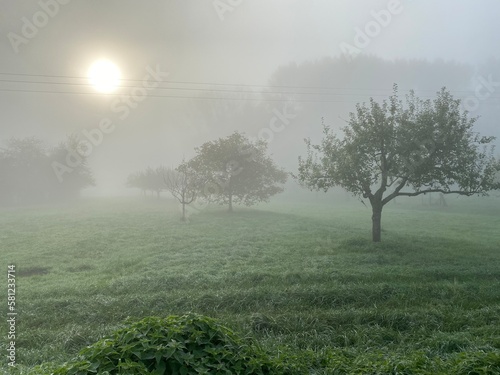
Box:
[1,194,500,374]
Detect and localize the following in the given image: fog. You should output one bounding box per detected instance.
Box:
[1,0,500,203]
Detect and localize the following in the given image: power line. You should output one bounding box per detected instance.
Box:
[0,71,402,91]
[0,77,398,97]
[0,87,375,103]
[2,86,496,105]
[0,77,459,100]
[0,71,496,104]
[0,71,477,94]
[0,85,495,104]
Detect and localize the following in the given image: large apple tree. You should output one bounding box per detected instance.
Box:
[297,86,500,242]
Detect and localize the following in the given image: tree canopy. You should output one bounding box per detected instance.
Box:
[297,85,500,242]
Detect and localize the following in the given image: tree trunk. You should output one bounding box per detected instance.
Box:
[228,194,233,212]
[438,193,447,207]
[371,204,383,242]
[181,202,186,221]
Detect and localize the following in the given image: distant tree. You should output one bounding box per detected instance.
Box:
[185,132,288,212]
[147,166,167,199]
[0,136,94,206]
[126,170,148,197]
[126,166,167,199]
[162,164,198,221]
[49,136,95,200]
[297,86,500,242]
[0,137,48,204]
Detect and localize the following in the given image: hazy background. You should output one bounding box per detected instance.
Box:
[1,0,499,197]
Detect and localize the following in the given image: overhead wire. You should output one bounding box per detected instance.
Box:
[0,71,496,103]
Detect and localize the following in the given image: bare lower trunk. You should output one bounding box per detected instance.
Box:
[438,193,447,207]
[228,194,233,212]
[181,203,186,221]
[372,204,382,242]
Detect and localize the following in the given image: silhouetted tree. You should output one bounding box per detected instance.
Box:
[0,136,94,206]
[0,137,48,204]
[297,86,500,242]
[49,136,95,200]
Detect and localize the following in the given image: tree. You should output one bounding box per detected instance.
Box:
[146,166,167,199]
[185,132,288,212]
[162,164,197,221]
[297,86,500,242]
[0,136,94,206]
[126,170,148,197]
[126,166,167,199]
[0,137,48,205]
[49,136,95,200]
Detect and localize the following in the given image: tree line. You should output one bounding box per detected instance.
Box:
[130,86,500,240]
[0,136,94,206]
[127,132,288,221]
[3,87,499,242]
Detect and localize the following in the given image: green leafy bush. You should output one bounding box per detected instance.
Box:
[39,314,287,375]
[24,314,500,374]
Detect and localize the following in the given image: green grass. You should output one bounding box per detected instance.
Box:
[1,195,499,373]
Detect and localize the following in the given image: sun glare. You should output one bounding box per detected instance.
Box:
[87,59,121,93]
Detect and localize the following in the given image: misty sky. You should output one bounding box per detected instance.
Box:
[1,0,500,195]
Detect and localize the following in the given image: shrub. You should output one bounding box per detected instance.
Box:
[24,315,500,374]
[37,314,287,375]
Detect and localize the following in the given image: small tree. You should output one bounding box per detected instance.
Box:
[297,86,500,242]
[185,132,288,212]
[163,165,197,221]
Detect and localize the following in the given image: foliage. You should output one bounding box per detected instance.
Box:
[297,85,500,241]
[35,314,287,375]
[126,166,167,198]
[0,136,94,206]
[50,136,96,198]
[184,132,288,211]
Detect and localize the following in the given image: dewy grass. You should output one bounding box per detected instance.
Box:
[1,196,499,373]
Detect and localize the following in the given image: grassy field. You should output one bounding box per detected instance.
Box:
[1,195,500,373]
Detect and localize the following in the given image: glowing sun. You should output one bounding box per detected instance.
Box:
[87,59,121,93]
